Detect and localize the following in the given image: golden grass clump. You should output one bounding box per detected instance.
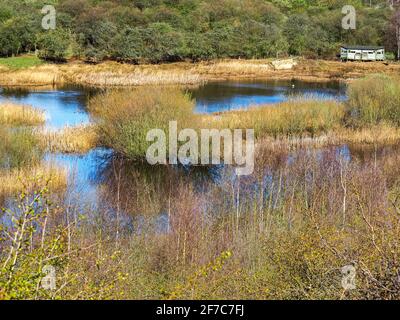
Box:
[0,164,67,197]
[0,102,45,126]
[197,59,273,76]
[205,98,345,138]
[39,125,98,154]
[335,123,400,145]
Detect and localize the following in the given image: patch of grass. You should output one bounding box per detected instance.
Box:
[0,163,67,198]
[0,64,62,86]
[39,125,98,154]
[0,55,43,70]
[335,123,400,145]
[0,102,45,126]
[207,98,345,138]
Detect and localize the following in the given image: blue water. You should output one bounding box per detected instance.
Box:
[191,80,346,113]
[0,87,90,129]
[0,80,345,128]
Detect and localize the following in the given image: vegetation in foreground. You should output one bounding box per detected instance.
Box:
[2,143,400,299]
[0,110,65,199]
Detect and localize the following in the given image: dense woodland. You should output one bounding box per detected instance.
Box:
[0,0,398,62]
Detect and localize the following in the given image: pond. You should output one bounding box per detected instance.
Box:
[1,80,349,220]
[192,79,346,113]
[0,80,346,128]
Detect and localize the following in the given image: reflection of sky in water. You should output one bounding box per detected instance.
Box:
[0,89,90,129]
[44,148,113,210]
[191,80,347,113]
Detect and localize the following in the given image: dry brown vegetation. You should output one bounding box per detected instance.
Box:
[0,164,67,198]
[335,124,400,145]
[0,102,45,126]
[0,65,62,86]
[206,98,345,138]
[1,59,398,87]
[38,125,98,154]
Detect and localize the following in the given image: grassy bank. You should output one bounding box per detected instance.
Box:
[0,58,398,87]
[0,55,43,70]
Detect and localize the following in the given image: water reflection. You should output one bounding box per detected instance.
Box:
[190,79,346,113]
[0,85,99,129]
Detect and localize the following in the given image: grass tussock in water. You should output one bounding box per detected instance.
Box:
[39,125,98,154]
[208,98,345,138]
[0,163,67,198]
[0,102,45,127]
[89,87,195,159]
[335,123,400,145]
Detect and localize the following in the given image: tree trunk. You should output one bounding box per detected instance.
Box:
[397,25,400,60]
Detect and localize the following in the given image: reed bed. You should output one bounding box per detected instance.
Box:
[195,59,273,76]
[38,125,98,154]
[69,70,204,87]
[0,65,62,86]
[1,59,399,87]
[0,163,67,197]
[0,102,45,126]
[207,98,345,138]
[335,124,400,145]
